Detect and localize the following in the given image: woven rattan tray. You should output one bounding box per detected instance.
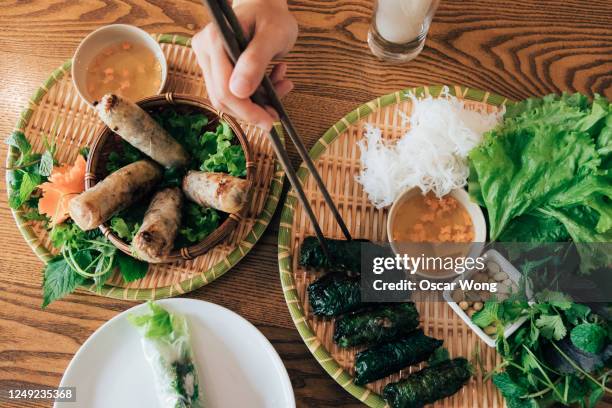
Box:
[6,34,284,300]
[278,85,509,407]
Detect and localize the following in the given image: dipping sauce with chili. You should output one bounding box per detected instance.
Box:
[391,192,474,243]
[85,41,162,102]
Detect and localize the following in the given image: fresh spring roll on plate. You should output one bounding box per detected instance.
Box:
[129,302,202,408]
[69,160,162,230]
[182,170,249,214]
[95,94,190,168]
[132,187,183,263]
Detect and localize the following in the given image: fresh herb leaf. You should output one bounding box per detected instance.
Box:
[108,205,146,243]
[79,146,90,159]
[18,172,41,207]
[472,301,499,328]
[115,252,148,282]
[570,323,606,354]
[128,301,173,339]
[536,314,567,340]
[504,396,538,408]
[535,290,573,310]
[564,303,591,325]
[492,372,527,399]
[42,256,87,308]
[6,131,31,153]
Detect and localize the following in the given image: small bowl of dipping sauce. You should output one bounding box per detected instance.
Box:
[72,24,167,106]
[387,188,486,280]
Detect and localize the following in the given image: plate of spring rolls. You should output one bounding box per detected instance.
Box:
[55,299,295,408]
[78,93,255,263]
[7,36,284,306]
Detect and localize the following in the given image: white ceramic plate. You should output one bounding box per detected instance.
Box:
[55,299,295,408]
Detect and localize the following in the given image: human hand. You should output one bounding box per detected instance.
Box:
[193,0,298,131]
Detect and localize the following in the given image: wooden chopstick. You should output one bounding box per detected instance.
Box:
[201,0,334,257]
[201,0,353,251]
[214,0,352,243]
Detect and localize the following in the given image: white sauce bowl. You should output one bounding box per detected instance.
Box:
[387,187,487,280]
[72,24,168,106]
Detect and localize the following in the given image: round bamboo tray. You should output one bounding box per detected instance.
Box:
[86,93,256,263]
[6,34,284,300]
[278,85,510,407]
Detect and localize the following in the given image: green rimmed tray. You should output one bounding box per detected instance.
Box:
[6,34,284,301]
[278,85,509,407]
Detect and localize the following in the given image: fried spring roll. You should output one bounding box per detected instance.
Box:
[69,160,162,230]
[182,171,249,214]
[132,187,183,263]
[96,94,190,168]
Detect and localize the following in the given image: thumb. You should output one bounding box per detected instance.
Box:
[229,29,289,99]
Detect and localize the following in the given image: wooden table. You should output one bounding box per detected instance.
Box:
[0,1,610,407]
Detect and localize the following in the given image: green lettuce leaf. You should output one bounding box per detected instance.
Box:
[468,93,612,245]
[128,301,174,339]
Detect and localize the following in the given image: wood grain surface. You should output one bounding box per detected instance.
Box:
[0,1,610,407]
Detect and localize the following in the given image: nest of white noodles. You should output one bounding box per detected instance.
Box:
[355,88,503,208]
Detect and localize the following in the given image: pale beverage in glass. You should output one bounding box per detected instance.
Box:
[368,0,440,62]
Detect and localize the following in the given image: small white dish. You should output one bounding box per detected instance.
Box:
[72,24,168,106]
[443,249,534,347]
[387,187,487,279]
[55,299,295,408]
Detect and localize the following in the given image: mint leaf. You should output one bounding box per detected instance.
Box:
[6,131,31,153]
[116,253,148,282]
[570,323,606,354]
[492,372,527,398]
[18,172,41,206]
[42,256,86,308]
[505,396,538,408]
[535,314,567,340]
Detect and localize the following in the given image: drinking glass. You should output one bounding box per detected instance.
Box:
[368,0,441,62]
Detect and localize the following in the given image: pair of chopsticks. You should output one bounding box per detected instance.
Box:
[201,0,352,258]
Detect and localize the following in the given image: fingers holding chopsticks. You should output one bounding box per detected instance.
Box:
[192,0,297,130]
